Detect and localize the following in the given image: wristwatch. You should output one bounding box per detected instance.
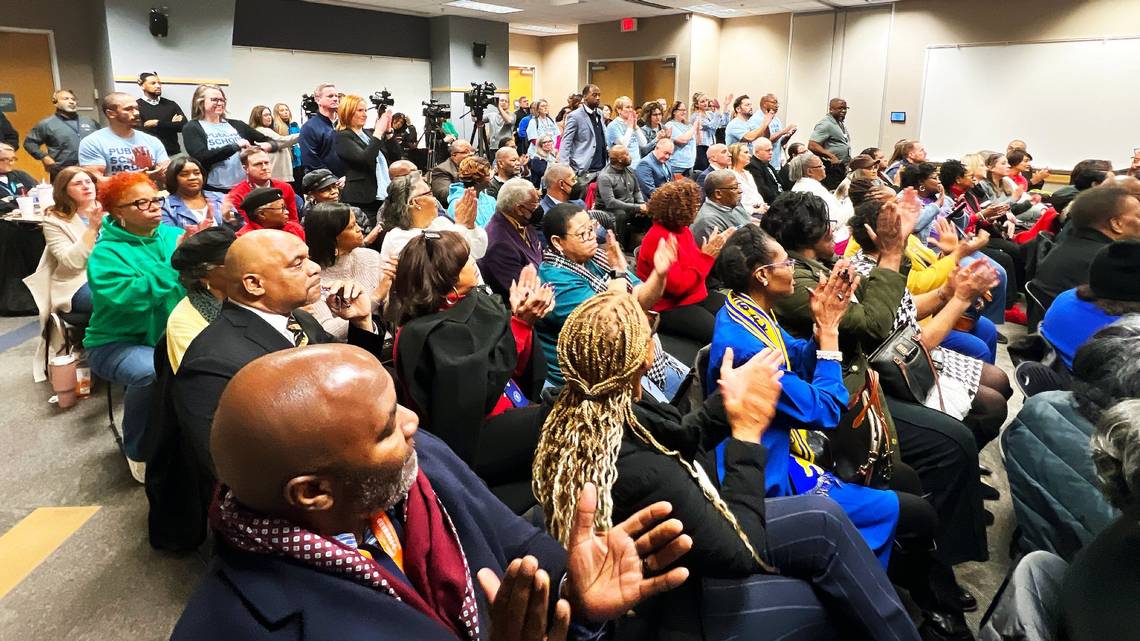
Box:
[607,268,624,280]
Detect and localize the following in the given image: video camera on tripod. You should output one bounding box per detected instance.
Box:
[421,98,451,121]
[463,81,498,112]
[300,93,319,117]
[369,89,395,115]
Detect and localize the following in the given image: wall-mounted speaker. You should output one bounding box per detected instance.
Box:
[149,7,169,38]
[473,42,487,60]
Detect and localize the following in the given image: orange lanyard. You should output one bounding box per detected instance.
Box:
[370,512,404,572]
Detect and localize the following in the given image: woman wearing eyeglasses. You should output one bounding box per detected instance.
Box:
[388,230,552,513]
[84,171,187,482]
[182,84,278,193]
[536,202,688,400]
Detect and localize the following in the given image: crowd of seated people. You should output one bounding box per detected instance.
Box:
[18,74,1140,641]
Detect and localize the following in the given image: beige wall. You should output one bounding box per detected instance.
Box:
[577,15,691,104]
[508,32,578,105]
[687,14,721,101]
[716,13,790,110]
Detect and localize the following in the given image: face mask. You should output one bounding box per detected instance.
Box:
[566,180,585,202]
[528,205,545,226]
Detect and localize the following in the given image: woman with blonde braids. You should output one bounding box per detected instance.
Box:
[533,290,921,641]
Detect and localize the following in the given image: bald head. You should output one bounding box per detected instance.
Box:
[706,143,729,169]
[495,146,521,178]
[388,159,418,179]
[653,138,675,163]
[226,229,322,314]
[753,137,774,163]
[609,144,631,168]
[211,345,419,530]
[828,98,848,121]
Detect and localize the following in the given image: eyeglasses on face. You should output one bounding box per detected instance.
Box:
[755,258,796,273]
[117,197,164,211]
[568,220,598,242]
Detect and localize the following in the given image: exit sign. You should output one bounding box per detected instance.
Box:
[620,17,637,32]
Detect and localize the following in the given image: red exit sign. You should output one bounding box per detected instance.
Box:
[620,17,638,32]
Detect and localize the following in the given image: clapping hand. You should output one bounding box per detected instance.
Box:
[932,218,960,255]
[807,259,859,334]
[509,264,555,326]
[375,255,398,302]
[958,229,990,256]
[1031,168,1051,185]
[478,557,570,641]
[83,201,105,232]
[563,483,692,624]
[605,231,629,273]
[651,235,679,278]
[455,187,478,228]
[718,347,784,443]
[132,146,155,170]
[699,227,734,258]
[951,260,1000,302]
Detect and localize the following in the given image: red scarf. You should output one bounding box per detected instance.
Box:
[210,471,479,640]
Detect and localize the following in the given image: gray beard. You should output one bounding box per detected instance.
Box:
[347,448,420,515]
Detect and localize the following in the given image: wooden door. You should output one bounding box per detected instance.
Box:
[509,67,534,112]
[589,61,635,111]
[0,31,57,180]
[635,59,676,108]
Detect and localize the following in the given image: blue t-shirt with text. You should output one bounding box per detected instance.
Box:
[78,128,168,176]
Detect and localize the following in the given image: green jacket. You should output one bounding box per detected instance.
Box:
[84,220,185,349]
[772,250,906,396]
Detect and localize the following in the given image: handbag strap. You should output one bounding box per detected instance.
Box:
[920,342,945,413]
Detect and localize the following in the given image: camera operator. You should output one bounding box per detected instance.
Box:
[300,83,344,176]
[333,94,393,226]
[486,96,515,150]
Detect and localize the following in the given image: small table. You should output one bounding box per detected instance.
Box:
[0,217,45,316]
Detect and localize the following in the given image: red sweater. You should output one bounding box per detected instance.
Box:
[226,179,300,224]
[635,223,714,312]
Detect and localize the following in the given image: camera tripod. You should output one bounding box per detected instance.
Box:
[419,118,448,172]
[468,106,493,159]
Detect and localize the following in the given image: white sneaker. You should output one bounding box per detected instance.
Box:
[127,457,146,484]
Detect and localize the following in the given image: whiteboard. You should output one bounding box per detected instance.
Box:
[226,46,432,135]
[919,38,1140,171]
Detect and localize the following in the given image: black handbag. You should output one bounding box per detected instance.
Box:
[868,324,943,410]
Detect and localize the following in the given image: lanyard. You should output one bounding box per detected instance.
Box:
[370,512,404,572]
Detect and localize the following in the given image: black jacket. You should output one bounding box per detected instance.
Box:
[611,394,771,640]
[1033,226,1113,311]
[395,290,546,469]
[334,128,384,205]
[746,156,783,205]
[0,111,18,149]
[182,119,278,191]
[149,302,383,551]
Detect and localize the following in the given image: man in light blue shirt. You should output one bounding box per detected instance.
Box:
[752,94,797,170]
[79,92,169,182]
[725,95,780,154]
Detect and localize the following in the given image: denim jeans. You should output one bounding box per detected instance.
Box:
[86,342,155,460]
[69,283,93,315]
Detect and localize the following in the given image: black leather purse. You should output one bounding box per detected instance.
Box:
[868,324,943,410]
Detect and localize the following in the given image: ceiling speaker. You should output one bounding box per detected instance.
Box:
[473,42,487,60]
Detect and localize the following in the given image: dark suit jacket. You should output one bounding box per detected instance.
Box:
[166,302,385,547]
[1033,226,1113,311]
[170,430,570,641]
[431,159,460,206]
[746,156,783,205]
[334,128,383,205]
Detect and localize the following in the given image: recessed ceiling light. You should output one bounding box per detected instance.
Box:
[444,0,522,14]
[684,4,742,18]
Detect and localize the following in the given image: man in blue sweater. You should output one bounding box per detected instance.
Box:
[300,83,344,176]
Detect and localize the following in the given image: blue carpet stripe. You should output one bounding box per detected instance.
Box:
[0,321,39,354]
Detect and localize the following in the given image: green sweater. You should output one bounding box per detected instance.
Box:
[84,220,185,349]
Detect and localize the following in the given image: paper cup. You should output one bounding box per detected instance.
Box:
[16,196,34,217]
[49,354,78,409]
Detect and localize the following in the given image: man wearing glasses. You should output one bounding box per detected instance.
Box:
[235,187,306,241]
[79,92,169,184]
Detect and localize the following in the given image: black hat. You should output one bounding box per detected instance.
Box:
[240,187,284,214]
[1090,239,1140,301]
[302,169,338,195]
[170,226,236,271]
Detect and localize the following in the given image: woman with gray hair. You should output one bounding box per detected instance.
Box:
[788,149,847,246]
[377,173,487,265]
[1055,397,1140,641]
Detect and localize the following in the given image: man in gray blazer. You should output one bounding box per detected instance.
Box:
[557,84,607,178]
[596,144,648,246]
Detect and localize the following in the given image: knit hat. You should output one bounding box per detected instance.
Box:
[171,226,236,271]
[240,187,283,213]
[1089,239,1140,301]
[301,169,338,195]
